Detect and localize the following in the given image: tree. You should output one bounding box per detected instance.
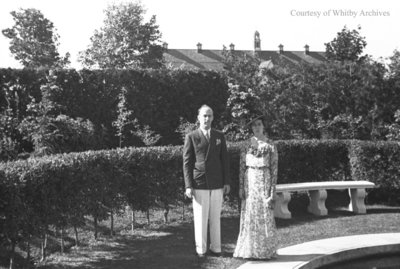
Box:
[112,87,137,147]
[0,108,20,162]
[384,50,400,134]
[386,110,400,140]
[2,8,69,68]
[112,86,161,147]
[325,26,367,62]
[221,42,391,140]
[79,1,164,69]
[18,71,96,156]
[257,61,320,139]
[221,48,263,141]
[387,49,400,78]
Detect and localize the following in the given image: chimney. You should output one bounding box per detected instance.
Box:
[197,42,202,53]
[230,43,235,51]
[162,42,168,51]
[278,44,284,54]
[254,31,261,51]
[304,44,310,55]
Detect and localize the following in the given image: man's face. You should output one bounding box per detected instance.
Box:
[198,107,214,130]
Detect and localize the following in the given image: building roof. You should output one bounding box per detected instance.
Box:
[163,48,326,71]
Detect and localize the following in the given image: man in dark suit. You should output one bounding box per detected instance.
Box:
[183,104,231,257]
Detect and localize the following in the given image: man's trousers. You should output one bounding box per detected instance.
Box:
[192,188,223,255]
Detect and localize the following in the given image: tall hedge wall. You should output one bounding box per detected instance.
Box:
[0,68,229,146]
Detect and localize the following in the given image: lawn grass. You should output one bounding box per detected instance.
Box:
[13,203,396,269]
[2,201,400,269]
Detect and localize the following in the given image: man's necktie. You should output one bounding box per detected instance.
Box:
[205,131,210,141]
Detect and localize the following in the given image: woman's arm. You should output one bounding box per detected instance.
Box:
[269,143,278,198]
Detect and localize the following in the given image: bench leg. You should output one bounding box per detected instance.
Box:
[307,190,328,216]
[348,188,367,214]
[274,192,292,219]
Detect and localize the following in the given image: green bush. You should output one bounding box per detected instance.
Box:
[349,140,400,205]
[276,139,351,184]
[0,145,185,242]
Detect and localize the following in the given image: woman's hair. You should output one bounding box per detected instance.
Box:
[248,118,268,134]
[247,118,268,136]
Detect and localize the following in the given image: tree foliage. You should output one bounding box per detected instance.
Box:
[386,110,400,141]
[221,48,263,140]
[79,1,163,69]
[325,25,367,62]
[0,68,228,153]
[0,108,20,161]
[260,58,391,140]
[2,8,70,68]
[112,86,161,147]
[222,33,394,141]
[18,71,96,156]
[112,87,137,147]
[387,49,400,79]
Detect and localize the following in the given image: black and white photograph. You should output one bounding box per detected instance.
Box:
[1,0,400,268]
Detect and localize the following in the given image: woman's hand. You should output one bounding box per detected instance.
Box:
[266,196,274,209]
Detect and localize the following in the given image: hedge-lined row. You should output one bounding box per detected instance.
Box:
[0,68,229,146]
[1,140,399,263]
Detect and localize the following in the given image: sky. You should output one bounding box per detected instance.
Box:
[0,0,399,68]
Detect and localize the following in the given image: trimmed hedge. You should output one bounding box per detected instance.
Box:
[1,139,400,264]
[349,140,400,205]
[0,145,185,264]
[277,139,351,183]
[0,68,229,147]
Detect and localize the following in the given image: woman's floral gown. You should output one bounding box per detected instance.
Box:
[233,137,278,259]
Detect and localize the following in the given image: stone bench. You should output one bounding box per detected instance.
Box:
[274,181,375,219]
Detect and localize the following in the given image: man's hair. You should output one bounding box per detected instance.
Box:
[198,104,213,115]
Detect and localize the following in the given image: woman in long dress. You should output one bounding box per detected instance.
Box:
[233,115,278,259]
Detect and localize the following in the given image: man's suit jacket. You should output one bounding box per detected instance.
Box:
[183,128,230,189]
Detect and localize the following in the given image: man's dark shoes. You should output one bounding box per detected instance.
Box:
[209,250,222,257]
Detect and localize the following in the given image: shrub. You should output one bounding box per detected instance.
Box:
[386,109,400,140]
[349,140,400,205]
[175,117,198,144]
[276,139,352,184]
